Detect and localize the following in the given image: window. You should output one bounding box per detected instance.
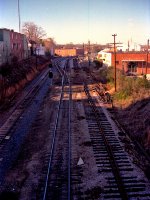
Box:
[116,61,119,64]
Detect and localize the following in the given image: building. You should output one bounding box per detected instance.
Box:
[97,50,150,75]
[36,44,45,56]
[55,48,84,57]
[0,29,11,65]
[97,50,112,67]
[0,28,28,65]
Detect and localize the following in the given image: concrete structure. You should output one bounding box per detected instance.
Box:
[97,50,150,75]
[55,48,84,57]
[0,28,28,65]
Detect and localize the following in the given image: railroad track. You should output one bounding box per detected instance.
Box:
[0,67,50,183]
[39,60,72,200]
[1,60,149,199]
[89,70,150,178]
[0,68,49,137]
[83,83,150,199]
[0,68,49,127]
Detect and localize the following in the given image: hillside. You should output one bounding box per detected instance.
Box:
[114,97,150,151]
[91,64,150,152]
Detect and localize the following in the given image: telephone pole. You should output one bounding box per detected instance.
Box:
[88,40,91,67]
[18,0,21,32]
[83,43,85,59]
[112,34,117,92]
[146,39,149,75]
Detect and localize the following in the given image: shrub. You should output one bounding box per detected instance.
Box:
[100,67,150,101]
[114,90,129,100]
[135,77,150,89]
[93,60,103,68]
[0,63,12,77]
[106,66,114,83]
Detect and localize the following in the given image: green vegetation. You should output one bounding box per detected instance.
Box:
[100,67,150,101]
[93,60,103,69]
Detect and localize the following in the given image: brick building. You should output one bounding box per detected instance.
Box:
[55,48,84,57]
[0,28,28,65]
[98,51,150,75]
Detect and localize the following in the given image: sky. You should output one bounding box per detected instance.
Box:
[0,0,150,45]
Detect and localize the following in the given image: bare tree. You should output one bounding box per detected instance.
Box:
[22,22,46,43]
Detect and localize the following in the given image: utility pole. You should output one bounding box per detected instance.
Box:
[18,0,21,32]
[88,40,91,67]
[83,43,85,59]
[112,34,117,92]
[146,39,149,75]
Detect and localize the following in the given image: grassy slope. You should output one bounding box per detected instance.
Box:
[92,65,150,150]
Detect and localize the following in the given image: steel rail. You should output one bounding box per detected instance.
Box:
[42,58,71,200]
[90,70,150,167]
[54,61,64,77]
[84,83,128,200]
[0,69,49,148]
[0,68,49,127]
[42,71,65,200]
[53,58,67,77]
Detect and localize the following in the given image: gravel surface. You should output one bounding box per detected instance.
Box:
[0,61,150,199]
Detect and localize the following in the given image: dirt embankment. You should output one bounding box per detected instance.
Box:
[0,56,50,101]
[91,65,150,151]
[114,97,150,151]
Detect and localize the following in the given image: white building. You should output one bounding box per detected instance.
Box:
[97,50,112,67]
[36,44,45,56]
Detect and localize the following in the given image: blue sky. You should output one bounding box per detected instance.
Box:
[0,0,150,44]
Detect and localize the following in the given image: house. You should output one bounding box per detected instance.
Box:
[0,28,28,65]
[97,49,112,67]
[0,29,11,65]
